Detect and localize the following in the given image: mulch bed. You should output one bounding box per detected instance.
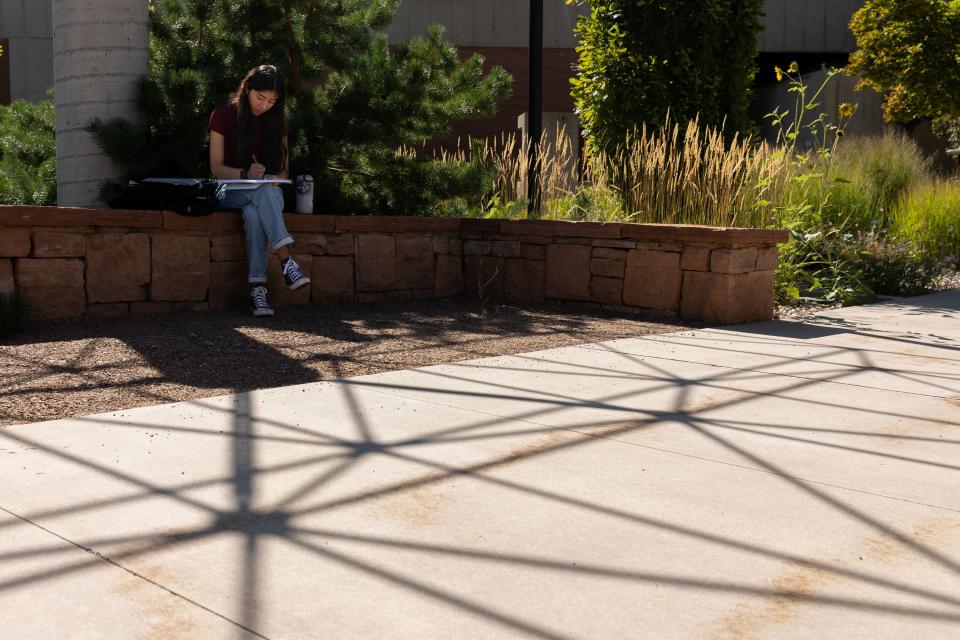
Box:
[0,298,698,428]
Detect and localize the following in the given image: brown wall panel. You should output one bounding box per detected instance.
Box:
[439,46,579,150]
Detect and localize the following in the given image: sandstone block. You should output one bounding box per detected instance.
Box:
[33,232,87,258]
[520,244,546,260]
[267,254,312,308]
[591,258,625,278]
[434,254,463,298]
[449,238,463,255]
[293,233,327,256]
[210,235,247,262]
[312,256,354,303]
[636,240,683,252]
[592,239,637,249]
[504,258,545,303]
[626,247,679,265]
[593,247,627,261]
[432,235,450,255]
[356,234,395,291]
[756,247,779,271]
[325,234,355,255]
[681,246,712,272]
[0,230,30,257]
[491,240,521,258]
[545,244,591,301]
[464,255,504,299]
[711,247,758,274]
[516,235,552,246]
[15,258,86,319]
[396,236,435,289]
[208,261,249,310]
[86,234,150,303]
[681,270,774,324]
[15,258,84,289]
[151,235,210,302]
[463,240,491,256]
[623,250,681,310]
[0,259,13,297]
[590,276,623,305]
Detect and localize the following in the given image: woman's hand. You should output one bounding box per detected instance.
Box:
[248,155,267,180]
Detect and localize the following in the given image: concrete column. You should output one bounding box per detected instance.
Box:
[52,0,148,207]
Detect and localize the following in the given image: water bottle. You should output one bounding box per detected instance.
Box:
[295,172,314,214]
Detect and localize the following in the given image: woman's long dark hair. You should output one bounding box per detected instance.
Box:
[231,64,288,174]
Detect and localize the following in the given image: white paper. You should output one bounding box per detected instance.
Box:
[142,178,205,186]
[217,178,293,191]
[216,178,292,184]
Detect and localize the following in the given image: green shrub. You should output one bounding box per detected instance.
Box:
[826,133,931,230]
[775,226,874,305]
[0,99,56,205]
[570,0,764,154]
[90,1,511,215]
[892,180,960,260]
[857,234,944,296]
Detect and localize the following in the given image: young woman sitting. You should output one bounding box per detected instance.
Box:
[209,64,310,317]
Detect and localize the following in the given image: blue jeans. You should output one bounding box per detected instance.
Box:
[219,185,294,284]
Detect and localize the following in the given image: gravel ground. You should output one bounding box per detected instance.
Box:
[0,299,698,428]
[8,270,954,429]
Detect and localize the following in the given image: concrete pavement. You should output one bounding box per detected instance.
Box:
[2,291,959,639]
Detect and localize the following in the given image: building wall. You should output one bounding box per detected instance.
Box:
[390,0,873,146]
[760,0,864,53]
[385,0,588,48]
[8,0,866,106]
[0,0,54,103]
[387,0,864,53]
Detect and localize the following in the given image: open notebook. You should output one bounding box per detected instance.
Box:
[142,178,292,191]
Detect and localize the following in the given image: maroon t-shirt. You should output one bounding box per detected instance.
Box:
[208,103,271,171]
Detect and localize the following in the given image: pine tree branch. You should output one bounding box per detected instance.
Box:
[281,2,305,93]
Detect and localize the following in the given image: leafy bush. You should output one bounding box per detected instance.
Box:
[858,235,944,296]
[570,0,764,154]
[848,0,960,143]
[892,180,960,260]
[0,99,56,205]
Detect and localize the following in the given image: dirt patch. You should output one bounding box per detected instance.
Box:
[368,470,453,527]
[707,516,960,639]
[0,299,693,428]
[500,430,579,467]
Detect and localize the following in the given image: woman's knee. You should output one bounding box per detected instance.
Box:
[255,184,283,200]
[241,206,259,226]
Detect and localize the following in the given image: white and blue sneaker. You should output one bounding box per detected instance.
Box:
[250,285,274,317]
[281,257,311,291]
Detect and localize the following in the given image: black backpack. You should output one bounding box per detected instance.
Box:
[106,180,221,216]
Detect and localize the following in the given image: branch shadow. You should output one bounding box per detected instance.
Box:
[2,296,960,636]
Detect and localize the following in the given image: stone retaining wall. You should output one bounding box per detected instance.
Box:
[0,206,788,324]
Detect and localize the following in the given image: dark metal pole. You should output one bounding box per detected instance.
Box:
[527,0,543,217]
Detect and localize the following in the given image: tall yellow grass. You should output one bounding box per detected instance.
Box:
[429,117,793,228]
